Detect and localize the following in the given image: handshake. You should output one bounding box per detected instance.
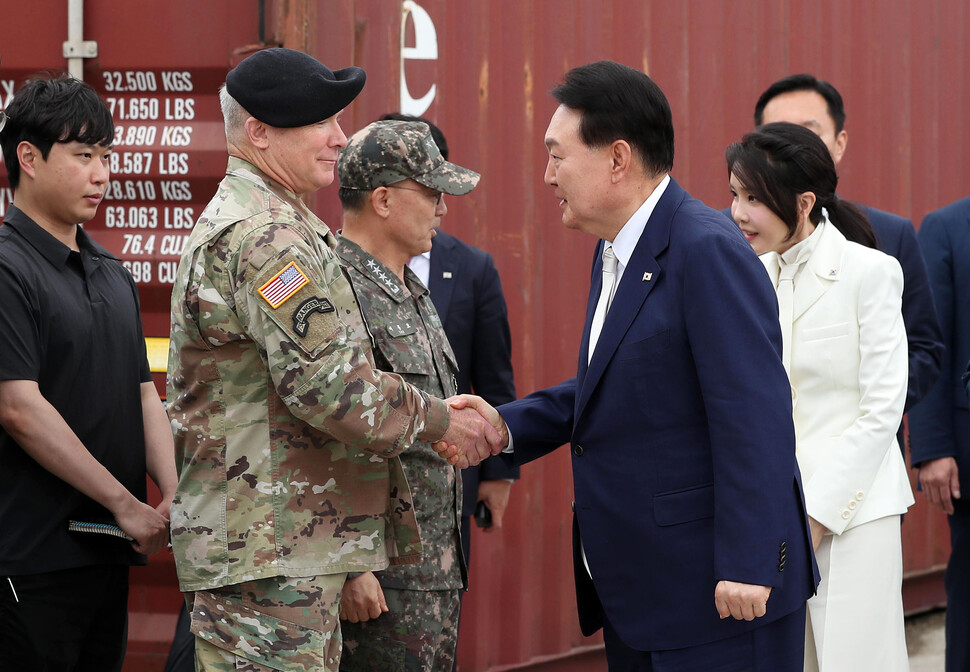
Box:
[432,394,509,468]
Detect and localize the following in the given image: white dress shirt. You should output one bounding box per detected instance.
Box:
[407,250,431,287]
[601,174,671,294]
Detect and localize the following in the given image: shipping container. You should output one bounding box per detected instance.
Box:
[1,1,964,670]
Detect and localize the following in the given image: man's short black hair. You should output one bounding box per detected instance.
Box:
[754,74,847,133]
[339,112,451,211]
[0,73,114,190]
[551,61,674,177]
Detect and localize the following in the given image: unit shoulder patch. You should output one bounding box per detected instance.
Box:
[250,252,341,355]
[293,296,336,337]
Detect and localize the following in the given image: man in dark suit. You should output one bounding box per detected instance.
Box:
[751,75,944,445]
[444,61,817,671]
[908,196,970,672]
[424,229,518,551]
[381,114,520,566]
[385,114,518,671]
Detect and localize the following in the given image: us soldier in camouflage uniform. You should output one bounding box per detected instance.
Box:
[166,49,500,672]
[333,121,480,672]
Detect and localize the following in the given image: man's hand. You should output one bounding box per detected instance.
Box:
[919,457,961,514]
[714,581,772,621]
[450,395,510,444]
[113,497,170,556]
[477,479,512,533]
[0,379,172,556]
[339,572,388,623]
[433,396,508,468]
[808,516,827,551]
[155,496,174,527]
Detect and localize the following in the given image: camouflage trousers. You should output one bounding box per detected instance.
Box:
[339,587,461,672]
[191,573,347,672]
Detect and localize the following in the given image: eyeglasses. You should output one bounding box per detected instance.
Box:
[386,184,444,206]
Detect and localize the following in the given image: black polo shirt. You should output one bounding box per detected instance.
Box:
[0,205,150,575]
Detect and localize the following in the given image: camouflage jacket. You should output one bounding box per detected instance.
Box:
[336,237,467,591]
[167,157,450,592]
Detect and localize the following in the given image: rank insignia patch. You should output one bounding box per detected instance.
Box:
[258,261,309,308]
[293,297,336,337]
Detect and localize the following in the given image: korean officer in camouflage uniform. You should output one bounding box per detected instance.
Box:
[333,121,479,672]
[166,49,500,672]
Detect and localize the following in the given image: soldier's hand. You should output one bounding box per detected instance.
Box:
[340,572,388,623]
[449,395,509,448]
[436,401,505,469]
[919,457,961,514]
[431,440,461,463]
[114,496,170,556]
[714,581,771,621]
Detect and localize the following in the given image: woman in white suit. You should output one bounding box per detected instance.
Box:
[726,122,914,671]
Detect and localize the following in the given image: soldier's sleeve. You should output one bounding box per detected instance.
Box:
[233,225,450,457]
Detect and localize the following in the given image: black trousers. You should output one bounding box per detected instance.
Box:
[945,495,970,672]
[943,411,970,672]
[163,603,195,672]
[0,564,130,672]
[603,605,806,672]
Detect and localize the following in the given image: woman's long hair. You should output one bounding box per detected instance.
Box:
[725,122,876,249]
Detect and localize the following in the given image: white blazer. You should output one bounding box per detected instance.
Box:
[761,220,914,535]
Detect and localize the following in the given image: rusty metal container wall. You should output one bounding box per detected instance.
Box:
[1,1,966,670]
[309,1,965,668]
[308,2,965,669]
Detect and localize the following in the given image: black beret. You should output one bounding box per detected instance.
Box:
[226,48,366,128]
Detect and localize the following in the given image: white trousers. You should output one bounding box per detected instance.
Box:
[805,515,909,672]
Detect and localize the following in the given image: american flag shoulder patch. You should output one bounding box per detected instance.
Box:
[258,261,310,308]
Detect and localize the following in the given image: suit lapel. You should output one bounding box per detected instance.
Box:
[578,241,605,381]
[793,221,844,322]
[575,180,680,420]
[428,233,457,324]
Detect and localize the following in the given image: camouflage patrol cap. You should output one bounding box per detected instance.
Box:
[338,120,480,195]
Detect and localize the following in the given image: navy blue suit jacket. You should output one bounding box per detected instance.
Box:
[861,206,944,415]
[426,231,518,518]
[504,180,817,651]
[909,196,970,479]
[722,203,944,449]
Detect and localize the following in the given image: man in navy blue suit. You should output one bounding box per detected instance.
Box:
[908,196,970,672]
[751,75,944,447]
[443,61,817,671]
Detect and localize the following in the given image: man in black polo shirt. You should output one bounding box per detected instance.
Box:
[0,75,177,671]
